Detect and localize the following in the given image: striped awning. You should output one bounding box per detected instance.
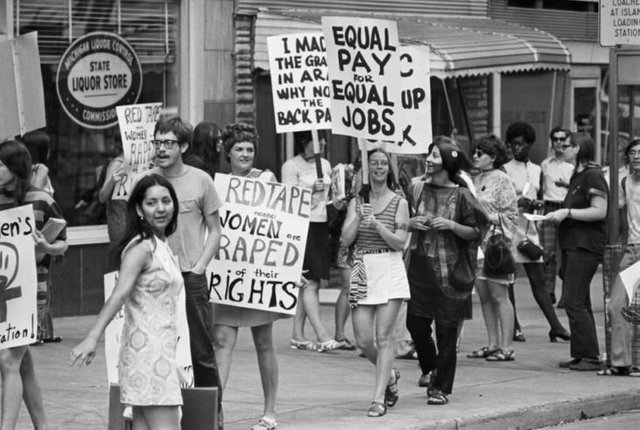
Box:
[252,11,571,78]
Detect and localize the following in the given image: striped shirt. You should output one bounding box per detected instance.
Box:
[354,194,401,252]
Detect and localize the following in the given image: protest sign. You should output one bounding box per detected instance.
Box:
[103,271,193,386]
[321,17,402,141]
[0,205,37,350]
[111,103,162,200]
[0,32,46,140]
[207,174,312,315]
[395,46,431,154]
[267,32,331,132]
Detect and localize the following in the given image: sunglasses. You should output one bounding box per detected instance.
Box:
[474,149,487,157]
[552,136,568,142]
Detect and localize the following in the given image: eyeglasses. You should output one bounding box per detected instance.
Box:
[560,143,577,150]
[152,139,181,149]
[628,150,640,158]
[552,136,567,142]
[369,160,389,167]
[474,149,487,157]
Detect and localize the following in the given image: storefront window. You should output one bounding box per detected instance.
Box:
[14,0,180,226]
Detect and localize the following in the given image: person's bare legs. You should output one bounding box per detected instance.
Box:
[212,325,238,389]
[20,348,47,429]
[291,292,308,342]
[0,345,28,430]
[334,268,351,341]
[301,280,332,342]
[489,281,514,351]
[251,323,278,421]
[475,279,500,350]
[352,300,402,404]
[133,406,180,430]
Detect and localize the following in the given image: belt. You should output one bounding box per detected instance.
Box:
[362,248,393,255]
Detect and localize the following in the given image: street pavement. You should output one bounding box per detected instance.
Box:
[13,270,640,429]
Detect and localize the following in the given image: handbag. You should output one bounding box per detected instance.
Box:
[517,220,543,260]
[483,223,515,276]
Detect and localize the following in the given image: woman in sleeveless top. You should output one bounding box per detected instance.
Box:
[406,138,487,406]
[212,122,281,430]
[342,149,410,418]
[0,140,67,430]
[71,174,184,430]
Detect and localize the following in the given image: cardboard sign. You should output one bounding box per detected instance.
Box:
[0,32,46,140]
[111,103,162,200]
[56,32,143,129]
[395,46,431,154]
[0,205,38,350]
[321,17,402,141]
[103,271,193,387]
[267,32,331,132]
[207,174,311,315]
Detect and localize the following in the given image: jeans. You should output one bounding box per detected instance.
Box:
[406,313,458,395]
[183,272,222,390]
[559,249,601,360]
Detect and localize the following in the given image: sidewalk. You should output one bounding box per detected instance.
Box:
[19,270,640,429]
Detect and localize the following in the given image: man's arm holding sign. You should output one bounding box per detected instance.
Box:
[69,244,149,366]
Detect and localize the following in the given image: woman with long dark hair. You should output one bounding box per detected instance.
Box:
[342,148,410,417]
[406,137,487,405]
[0,139,68,429]
[71,174,184,429]
[545,132,608,371]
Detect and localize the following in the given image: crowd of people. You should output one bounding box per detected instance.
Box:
[2,115,638,429]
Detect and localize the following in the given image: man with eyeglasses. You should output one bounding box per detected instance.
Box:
[148,117,224,419]
[540,127,574,306]
[602,139,640,375]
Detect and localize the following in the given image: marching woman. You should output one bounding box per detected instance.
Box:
[0,139,68,430]
[341,149,410,417]
[468,135,519,362]
[406,137,487,406]
[212,122,282,430]
[545,132,608,371]
[70,174,184,430]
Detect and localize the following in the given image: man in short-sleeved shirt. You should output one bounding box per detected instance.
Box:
[149,117,223,396]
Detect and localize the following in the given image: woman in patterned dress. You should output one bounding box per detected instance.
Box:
[468,135,519,362]
[71,174,183,430]
[212,122,282,430]
[341,149,410,418]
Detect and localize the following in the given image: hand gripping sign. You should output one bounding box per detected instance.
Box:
[207,174,312,315]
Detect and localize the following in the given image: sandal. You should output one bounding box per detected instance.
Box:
[427,387,448,405]
[367,401,387,417]
[251,416,278,430]
[485,349,515,362]
[317,339,340,352]
[467,346,497,358]
[289,339,317,351]
[384,368,400,407]
[336,338,357,351]
[597,366,630,376]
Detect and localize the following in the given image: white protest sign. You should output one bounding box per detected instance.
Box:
[267,32,331,132]
[0,205,37,349]
[322,17,402,141]
[103,271,193,386]
[0,32,46,140]
[207,174,311,315]
[395,46,431,154]
[600,0,640,46]
[618,260,640,302]
[112,103,162,200]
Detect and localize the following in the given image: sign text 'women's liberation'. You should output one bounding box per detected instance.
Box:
[207,174,311,315]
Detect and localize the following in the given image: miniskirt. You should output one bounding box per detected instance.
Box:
[358,251,410,305]
[303,222,330,281]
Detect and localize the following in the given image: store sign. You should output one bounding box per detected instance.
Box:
[56,32,142,129]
